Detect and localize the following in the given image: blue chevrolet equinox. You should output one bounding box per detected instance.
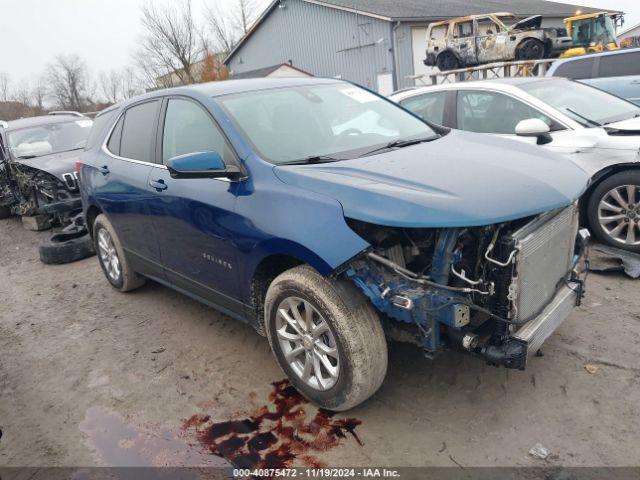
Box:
[79,78,590,410]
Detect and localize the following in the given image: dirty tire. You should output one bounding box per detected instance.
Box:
[93,214,146,292]
[516,39,546,60]
[0,206,11,219]
[587,171,640,253]
[39,231,95,265]
[436,51,460,71]
[265,265,388,411]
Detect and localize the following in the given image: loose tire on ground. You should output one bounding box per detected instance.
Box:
[93,214,146,292]
[587,170,640,253]
[516,39,546,60]
[39,231,95,265]
[265,265,388,411]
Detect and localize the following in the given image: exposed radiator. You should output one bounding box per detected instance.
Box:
[509,205,579,321]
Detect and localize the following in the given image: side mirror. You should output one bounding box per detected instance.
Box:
[515,118,553,145]
[166,151,242,180]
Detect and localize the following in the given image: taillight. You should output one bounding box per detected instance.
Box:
[75,161,82,174]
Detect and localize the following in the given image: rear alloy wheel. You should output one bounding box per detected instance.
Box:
[93,214,146,292]
[517,39,546,60]
[265,265,388,411]
[588,171,640,252]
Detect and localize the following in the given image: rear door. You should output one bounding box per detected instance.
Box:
[146,96,244,314]
[93,99,162,276]
[476,17,509,63]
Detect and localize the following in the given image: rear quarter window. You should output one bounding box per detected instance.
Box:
[598,52,640,77]
[85,110,117,150]
[552,58,595,80]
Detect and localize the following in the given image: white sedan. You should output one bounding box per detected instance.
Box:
[391,78,640,252]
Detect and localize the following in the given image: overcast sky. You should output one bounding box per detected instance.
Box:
[1,0,639,86]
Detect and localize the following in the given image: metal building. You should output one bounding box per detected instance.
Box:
[224,0,597,94]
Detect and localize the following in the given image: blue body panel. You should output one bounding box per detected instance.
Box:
[79,78,588,330]
[274,130,588,227]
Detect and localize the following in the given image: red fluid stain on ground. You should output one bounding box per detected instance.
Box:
[182,380,363,469]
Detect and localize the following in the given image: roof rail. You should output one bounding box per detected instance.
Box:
[48,111,85,117]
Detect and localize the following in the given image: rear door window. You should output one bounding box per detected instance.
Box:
[400,92,448,125]
[553,58,595,80]
[118,100,161,162]
[598,52,640,77]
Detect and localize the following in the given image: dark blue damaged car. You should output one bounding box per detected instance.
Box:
[78,78,590,411]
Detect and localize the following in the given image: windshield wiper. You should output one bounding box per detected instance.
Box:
[281,155,344,166]
[17,155,38,159]
[565,108,602,127]
[360,135,441,157]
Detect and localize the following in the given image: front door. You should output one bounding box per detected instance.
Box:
[476,18,509,63]
[147,96,244,315]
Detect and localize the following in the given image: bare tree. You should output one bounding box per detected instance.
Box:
[32,76,47,111]
[136,0,201,88]
[205,0,257,54]
[0,73,10,103]
[121,67,141,99]
[100,69,123,104]
[46,54,92,110]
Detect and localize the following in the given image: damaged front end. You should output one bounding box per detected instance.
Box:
[343,205,588,370]
[6,162,84,231]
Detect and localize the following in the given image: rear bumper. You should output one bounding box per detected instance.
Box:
[513,282,578,354]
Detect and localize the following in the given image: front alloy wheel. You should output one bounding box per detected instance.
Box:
[597,184,640,247]
[588,171,640,253]
[265,265,388,411]
[275,297,339,391]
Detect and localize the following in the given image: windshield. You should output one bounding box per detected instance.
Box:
[520,79,640,126]
[571,16,616,46]
[215,83,437,164]
[7,119,93,159]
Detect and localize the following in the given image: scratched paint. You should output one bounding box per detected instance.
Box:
[183,380,363,469]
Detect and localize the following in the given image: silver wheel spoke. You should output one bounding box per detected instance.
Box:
[301,354,313,381]
[276,325,301,342]
[311,321,330,339]
[601,200,623,213]
[314,350,338,378]
[609,222,626,237]
[626,224,637,244]
[610,188,626,208]
[312,354,326,389]
[599,213,626,223]
[315,341,338,358]
[279,309,304,337]
[303,300,314,332]
[287,299,307,332]
[285,345,305,362]
[626,185,637,206]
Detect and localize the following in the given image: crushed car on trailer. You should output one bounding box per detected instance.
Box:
[0,114,95,264]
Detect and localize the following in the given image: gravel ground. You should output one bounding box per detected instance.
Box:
[1,216,639,468]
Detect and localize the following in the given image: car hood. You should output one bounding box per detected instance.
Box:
[605,117,640,134]
[510,15,542,31]
[273,130,589,228]
[14,149,81,180]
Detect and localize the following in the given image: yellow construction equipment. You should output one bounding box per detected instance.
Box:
[560,12,623,58]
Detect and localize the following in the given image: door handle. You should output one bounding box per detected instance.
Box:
[149,179,168,191]
[98,165,110,176]
[630,79,640,85]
